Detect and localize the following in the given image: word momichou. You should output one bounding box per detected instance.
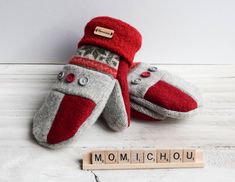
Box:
[82,149,204,170]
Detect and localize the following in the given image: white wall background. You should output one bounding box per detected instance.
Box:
[0,0,235,64]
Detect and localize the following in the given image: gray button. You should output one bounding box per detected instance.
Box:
[131,78,141,85]
[57,71,65,80]
[78,77,89,86]
[148,66,158,72]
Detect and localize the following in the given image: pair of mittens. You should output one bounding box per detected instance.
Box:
[32,16,142,148]
[33,16,202,149]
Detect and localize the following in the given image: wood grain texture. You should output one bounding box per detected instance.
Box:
[0,64,235,182]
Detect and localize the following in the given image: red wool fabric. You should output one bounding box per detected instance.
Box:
[144,80,198,112]
[78,16,142,66]
[116,60,131,126]
[47,95,96,144]
[131,108,158,121]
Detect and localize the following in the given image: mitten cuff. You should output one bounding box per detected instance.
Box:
[78,16,142,66]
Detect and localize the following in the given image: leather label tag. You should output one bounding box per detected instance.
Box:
[94,26,114,39]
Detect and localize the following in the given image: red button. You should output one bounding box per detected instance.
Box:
[65,73,75,83]
[140,71,151,78]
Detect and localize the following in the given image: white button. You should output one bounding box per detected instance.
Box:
[148,66,158,72]
[131,78,141,85]
[57,71,65,80]
[78,77,89,86]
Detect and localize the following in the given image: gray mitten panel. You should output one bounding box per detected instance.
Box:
[102,80,128,131]
[53,64,114,102]
[33,64,115,148]
[128,63,166,98]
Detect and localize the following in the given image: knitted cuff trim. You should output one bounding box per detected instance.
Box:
[69,57,117,77]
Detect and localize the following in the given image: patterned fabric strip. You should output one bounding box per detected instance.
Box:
[76,45,120,70]
[69,57,117,78]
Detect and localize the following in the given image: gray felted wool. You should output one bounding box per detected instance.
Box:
[33,46,128,149]
[102,62,202,126]
[128,62,203,120]
[102,80,128,131]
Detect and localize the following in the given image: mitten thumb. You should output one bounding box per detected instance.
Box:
[102,80,128,131]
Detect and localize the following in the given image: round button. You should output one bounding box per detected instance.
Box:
[140,71,151,78]
[57,71,65,80]
[131,78,141,85]
[78,77,89,86]
[148,66,158,72]
[65,73,75,83]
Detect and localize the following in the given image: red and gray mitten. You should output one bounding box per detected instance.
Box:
[102,61,202,127]
[128,62,202,121]
[32,16,142,148]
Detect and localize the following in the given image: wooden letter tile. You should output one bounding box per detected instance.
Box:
[131,150,144,163]
[105,151,118,164]
[83,149,204,170]
[157,150,170,163]
[183,149,196,162]
[118,150,130,163]
[92,151,105,164]
[144,150,156,163]
[170,149,183,163]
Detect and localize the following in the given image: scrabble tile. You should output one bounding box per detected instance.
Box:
[105,151,118,164]
[92,151,105,164]
[131,150,144,163]
[170,149,183,163]
[183,149,196,162]
[144,150,156,163]
[157,150,170,163]
[118,150,130,163]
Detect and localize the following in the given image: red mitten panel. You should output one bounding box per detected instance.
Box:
[47,95,96,144]
[144,80,197,112]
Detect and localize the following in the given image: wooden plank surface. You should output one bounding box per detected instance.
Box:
[0,64,235,182]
